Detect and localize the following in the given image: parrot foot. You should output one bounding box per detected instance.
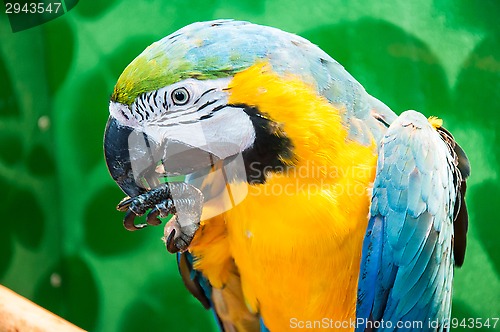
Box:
[163,216,191,253]
[161,183,204,253]
[116,182,204,253]
[117,184,177,231]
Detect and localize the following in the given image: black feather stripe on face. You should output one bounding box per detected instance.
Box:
[232,104,294,185]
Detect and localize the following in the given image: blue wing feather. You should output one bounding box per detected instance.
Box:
[356,110,461,332]
[176,252,213,307]
[356,215,384,330]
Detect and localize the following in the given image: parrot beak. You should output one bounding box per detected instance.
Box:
[104,116,147,197]
[104,115,224,197]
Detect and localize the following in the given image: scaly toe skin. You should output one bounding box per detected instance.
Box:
[117,183,203,240]
[156,198,176,218]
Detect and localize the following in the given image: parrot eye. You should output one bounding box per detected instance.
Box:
[171,87,190,106]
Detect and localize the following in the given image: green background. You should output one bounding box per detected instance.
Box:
[0,0,499,331]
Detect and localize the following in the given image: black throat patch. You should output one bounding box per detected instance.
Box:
[232,104,294,184]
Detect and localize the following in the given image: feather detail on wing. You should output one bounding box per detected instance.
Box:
[177,252,212,309]
[356,110,469,332]
[211,261,261,332]
[177,252,261,332]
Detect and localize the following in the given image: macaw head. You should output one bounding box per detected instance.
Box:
[104,19,392,200]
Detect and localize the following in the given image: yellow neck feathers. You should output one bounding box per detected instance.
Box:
[228,63,375,182]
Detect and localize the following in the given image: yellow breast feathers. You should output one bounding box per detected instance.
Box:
[190,63,377,331]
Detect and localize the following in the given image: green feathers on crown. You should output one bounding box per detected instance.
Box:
[111,45,239,105]
[110,20,290,106]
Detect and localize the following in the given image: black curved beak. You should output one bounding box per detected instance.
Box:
[104,116,148,197]
[104,116,222,198]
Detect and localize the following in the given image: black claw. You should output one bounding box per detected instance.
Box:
[166,229,178,253]
[123,210,148,231]
[146,207,162,226]
[116,183,202,254]
[117,197,134,211]
[116,183,176,230]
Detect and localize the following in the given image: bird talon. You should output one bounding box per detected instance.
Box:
[117,196,133,211]
[116,183,203,251]
[123,210,148,231]
[116,184,176,231]
[146,207,162,226]
[166,228,178,253]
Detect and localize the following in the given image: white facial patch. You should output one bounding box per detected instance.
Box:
[109,100,140,128]
[109,77,256,160]
[150,105,255,160]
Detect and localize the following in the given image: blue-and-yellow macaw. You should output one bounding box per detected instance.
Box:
[103,20,470,331]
